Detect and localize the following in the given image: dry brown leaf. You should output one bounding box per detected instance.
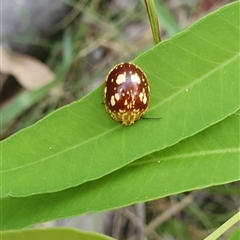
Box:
[0,45,55,90]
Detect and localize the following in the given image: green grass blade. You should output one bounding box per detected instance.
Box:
[204,211,240,240]
[1,80,57,127]
[154,0,180,36]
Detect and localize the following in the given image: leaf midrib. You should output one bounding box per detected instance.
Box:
[148,52,239,112]
[130,148,240,166]
[2,125,121,173]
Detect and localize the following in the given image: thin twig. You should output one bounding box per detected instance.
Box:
[144,191,198,235]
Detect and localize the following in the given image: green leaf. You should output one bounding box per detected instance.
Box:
[1,2,239,198]
[229,228,240,240]
[1,228,115,240]
[1,113,239,230]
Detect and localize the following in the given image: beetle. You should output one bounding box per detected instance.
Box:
[104,62,150,125]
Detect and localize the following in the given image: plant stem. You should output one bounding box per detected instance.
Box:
[144,0,161,45]
[204,211,240,240]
